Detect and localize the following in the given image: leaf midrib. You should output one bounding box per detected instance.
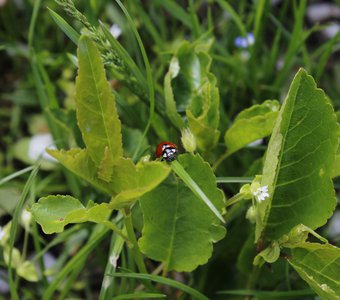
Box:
[263,73,303,231]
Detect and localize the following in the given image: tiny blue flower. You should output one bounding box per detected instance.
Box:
[234,32,255,49]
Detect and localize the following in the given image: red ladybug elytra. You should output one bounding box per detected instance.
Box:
[155,141,178,162]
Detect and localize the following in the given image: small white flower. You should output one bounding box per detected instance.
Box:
[0,227,5,242]
[109,24,122,39]
[253,185,270,203]
[181,128,196,153]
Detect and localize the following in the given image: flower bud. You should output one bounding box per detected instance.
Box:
[181,128,196,153]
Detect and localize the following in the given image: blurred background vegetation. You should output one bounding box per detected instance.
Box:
[1,0,340,299]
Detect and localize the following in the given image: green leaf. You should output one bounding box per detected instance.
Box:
[171,160,225,223]
[109,159,171,208]
[225,100,280,154]
[76,35,123,176]
[48,148,115,195]
[288,242,340,300]
[331,111,340,177]
[112,293,166,299]
[17,260,39,282]
[257,69,339,241]
[164,41,220,151]
[3,246,38,282]
[31,195,111,234]
[138,154,226,272]
[48,149,170,207]
[254,241,280,265]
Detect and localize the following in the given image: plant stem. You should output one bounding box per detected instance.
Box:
[225,193,247,208]
[122,208,154,291]
[212,150,231,172]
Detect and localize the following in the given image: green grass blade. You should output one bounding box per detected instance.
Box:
[217,289,315,297]
[188,0,201,38]
[7,163,40,300]
[113,0,155,161]
[171,160,225,223]
[112,293,166,299]
[153,0,191,28]
[216,177,253,183]
[0,166,34,186]
[114,273,209,300]
[216,0,247,36]
[273,0,308,89]
[48,7,80,45]
[314,31,340,81]
[253,0,267,41]
[99,217,125,300]
[99,21,146,88]
[42,226,109,300]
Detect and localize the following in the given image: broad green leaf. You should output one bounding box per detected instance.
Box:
[138,154,226,272]
[31,195,111,234]
[164,41,220,151]
[48,149,170,207]
[171,160,225,223]
[257,69,339,241]
[288,242,340,300]
[76,35,123,177]
[224,100,280,154]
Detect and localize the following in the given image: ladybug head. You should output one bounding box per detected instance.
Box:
[155,142,178,162]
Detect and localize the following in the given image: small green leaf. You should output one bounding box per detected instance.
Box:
[17,260,39,282]
[138,154,226,272]
[253,241,280,265]
[2,245,38,282]
[109,160,171,208]
[225,100,280,154]
[279,224,328,248]
[288,242,340,300]
[76,35,123,172]
[3,246,21,269]
[31,195,111,234]
[257,69,339,241]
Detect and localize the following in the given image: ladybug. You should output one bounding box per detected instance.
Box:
[155,141,178,162]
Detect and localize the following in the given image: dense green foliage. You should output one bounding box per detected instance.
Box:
[1,1,340,299]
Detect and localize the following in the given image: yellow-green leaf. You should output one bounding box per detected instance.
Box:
[76,35,123,174]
